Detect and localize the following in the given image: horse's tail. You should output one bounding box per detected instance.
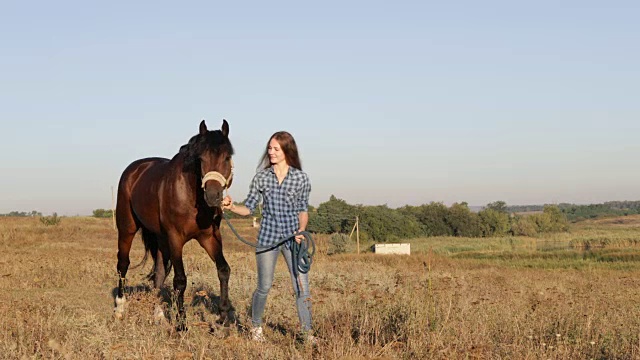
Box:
[131,228,158,273]
[131,228,173,282]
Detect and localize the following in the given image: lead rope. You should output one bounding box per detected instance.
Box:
[221,212,315,274]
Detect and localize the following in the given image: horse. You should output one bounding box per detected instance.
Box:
[114,119,234,331]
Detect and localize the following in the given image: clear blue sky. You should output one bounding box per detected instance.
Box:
[1,1,638,215]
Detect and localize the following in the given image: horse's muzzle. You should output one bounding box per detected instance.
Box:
[203,187,223,208]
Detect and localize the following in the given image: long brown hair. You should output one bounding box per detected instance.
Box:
[259,131,302,170]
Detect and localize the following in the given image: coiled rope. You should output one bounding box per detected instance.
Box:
[222,213,315,274]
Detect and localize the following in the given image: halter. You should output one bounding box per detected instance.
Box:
[201,159,234,191]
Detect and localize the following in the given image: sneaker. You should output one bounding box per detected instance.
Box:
[250,326,265,342]
[305,333,318,346]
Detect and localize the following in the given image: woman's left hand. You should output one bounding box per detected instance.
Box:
[294,229,305,244]
[221,196,233,210]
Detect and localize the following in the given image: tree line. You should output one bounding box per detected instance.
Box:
[0,210,42,217]
[307,196,569,242]
[506,200,640,222]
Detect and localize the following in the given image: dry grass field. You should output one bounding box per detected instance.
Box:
[2,215,640,359]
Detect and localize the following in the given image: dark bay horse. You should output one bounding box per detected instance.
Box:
[114,119,234,331]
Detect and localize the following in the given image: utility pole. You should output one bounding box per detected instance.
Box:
[111,186,116,230]
[349,216,360,254]
[356,216,360,254]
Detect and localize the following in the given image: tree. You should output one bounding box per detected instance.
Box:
[1,210,41,217]
[510,215,538,236]
[526,205,569,233]
[359,205,423,242]
[445,203,482,237]
[485,201,508,213]
[478,208,510,237]
[92,209,114,218]
[308,195,357,234]
[398,202,452,236]
[543,205,569,232]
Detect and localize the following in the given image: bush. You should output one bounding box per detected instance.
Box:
[543,205,569,232]
[328,233,351,255]
[478,209,511,237]
[530,212,552,232]
[40,213,61,226]
[527,205,569,234]
[92,209,113,218]
[510,216,538,237]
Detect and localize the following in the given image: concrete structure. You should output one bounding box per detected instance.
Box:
[374,243,411,255]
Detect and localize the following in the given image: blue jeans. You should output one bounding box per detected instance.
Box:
[251,244,312,332]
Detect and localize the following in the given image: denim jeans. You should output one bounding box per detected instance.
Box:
[251,244,312,332]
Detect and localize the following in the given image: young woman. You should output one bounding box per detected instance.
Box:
[222,131,314,343]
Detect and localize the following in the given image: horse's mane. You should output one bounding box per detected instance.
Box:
[179,130,234,172]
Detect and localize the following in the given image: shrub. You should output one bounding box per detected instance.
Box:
[528,205,570,234]
[40,213,61,226]
[328,233,351,255]
[478,208,511,237]
[510,215,538,237]
[530,212,552,232]
[92,209,113,218]
[543,205,569,232]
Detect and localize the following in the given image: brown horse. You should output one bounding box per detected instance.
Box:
[114,119,234,331]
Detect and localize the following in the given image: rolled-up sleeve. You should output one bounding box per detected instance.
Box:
[297,173,311,213]
[243,174,261,215]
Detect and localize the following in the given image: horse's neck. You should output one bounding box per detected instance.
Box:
[166,158,199,197]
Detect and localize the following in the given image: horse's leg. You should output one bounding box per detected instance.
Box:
[115,226,138,319]
[142,231,169,323]
[168,234,188,331]
[140,228,159,283]
[152,242,171,323]
[198,227,231,325]
[153,245,171,289]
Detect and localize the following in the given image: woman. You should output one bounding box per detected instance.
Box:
[222,131,314,343]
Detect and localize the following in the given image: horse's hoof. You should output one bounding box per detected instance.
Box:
[227,310,236,323]
[216,309,235,327]
[153,306,166,324]
[215,314,227,326]
[114,296,126,320]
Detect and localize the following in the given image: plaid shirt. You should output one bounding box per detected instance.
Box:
[244,166,311,248]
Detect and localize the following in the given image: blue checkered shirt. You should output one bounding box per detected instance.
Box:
[244,166,311,248]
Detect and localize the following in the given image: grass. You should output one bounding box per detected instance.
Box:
[1,215,640,358]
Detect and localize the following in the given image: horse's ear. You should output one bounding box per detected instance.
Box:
[199,119,208,135]
[221,119,229,137]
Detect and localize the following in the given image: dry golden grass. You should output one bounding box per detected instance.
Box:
[1,216,640,359]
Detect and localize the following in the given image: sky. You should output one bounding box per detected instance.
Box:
[1,1,639,215]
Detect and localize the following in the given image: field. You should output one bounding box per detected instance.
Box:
[2,215,640,359]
